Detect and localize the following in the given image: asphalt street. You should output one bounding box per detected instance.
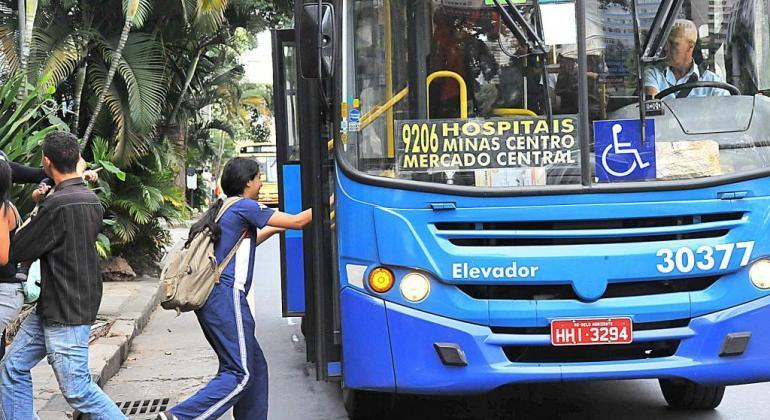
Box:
[103,235,770,420]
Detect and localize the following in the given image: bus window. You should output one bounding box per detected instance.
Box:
[344,0,583,188]
[590,0,770,184]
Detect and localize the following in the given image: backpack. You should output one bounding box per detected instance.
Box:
[160,197,245,313]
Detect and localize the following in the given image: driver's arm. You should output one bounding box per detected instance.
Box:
[644,86,659,98]
[643,66,661,98]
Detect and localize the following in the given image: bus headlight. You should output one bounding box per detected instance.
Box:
[749,260,770,289]
[369,267,395,293]
[400,272,430,302]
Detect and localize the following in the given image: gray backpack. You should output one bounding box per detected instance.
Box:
[160,197,245,313]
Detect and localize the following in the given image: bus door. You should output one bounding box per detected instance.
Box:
[273,6,341,381]
[272,29,306,317]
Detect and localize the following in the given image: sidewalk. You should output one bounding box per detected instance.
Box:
[34,279,162,418]
[32,225,189,419]
[101,235,347,420]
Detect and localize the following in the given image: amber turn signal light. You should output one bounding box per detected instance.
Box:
[368,267,395,293]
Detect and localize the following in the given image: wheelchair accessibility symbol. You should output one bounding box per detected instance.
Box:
[594,119,656,182]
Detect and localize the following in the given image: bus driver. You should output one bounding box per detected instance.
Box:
[643,19,729,100]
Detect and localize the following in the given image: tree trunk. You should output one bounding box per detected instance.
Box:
[82,10,135,147]
[216,129,226,177]
[164,50,202,137]
[168,123,187,191]
[71,62,87,135]
[16,0,34,101]
[165,50,202,195]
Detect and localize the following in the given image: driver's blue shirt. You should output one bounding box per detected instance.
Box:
[643,62,729,100]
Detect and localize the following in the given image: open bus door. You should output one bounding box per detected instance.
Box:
[272,29,306,318]
[272,9,341,381]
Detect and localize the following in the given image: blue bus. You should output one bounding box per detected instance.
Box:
[272,0,770,417]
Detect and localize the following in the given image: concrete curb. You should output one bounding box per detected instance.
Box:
[95,279,162,387]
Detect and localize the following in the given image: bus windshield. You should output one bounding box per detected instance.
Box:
[341,0,770,189]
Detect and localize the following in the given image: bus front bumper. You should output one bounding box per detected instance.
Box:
[340,288,770,394]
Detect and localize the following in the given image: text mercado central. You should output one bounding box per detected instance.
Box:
[342,0,770,189]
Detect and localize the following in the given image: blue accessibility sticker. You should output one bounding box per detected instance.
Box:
[594,119,656,182]
[349,108,361,123]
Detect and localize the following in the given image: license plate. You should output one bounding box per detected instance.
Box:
[550,317,633,346]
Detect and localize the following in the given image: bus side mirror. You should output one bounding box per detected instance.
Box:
[299,3,335,79]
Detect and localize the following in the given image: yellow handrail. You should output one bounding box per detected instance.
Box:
[355,71,470,156]
[427,70,468,119]
[493,108,537,117]
[360,87,409,130]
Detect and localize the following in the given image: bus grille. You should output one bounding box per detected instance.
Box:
[503,340,680,363]
[457,275,720,301]
[490,318,690,335]
[434,212,744,246]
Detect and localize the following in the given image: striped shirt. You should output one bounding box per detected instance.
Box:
[9,177,104,325]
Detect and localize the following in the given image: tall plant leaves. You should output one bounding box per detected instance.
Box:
[94,33,167,131]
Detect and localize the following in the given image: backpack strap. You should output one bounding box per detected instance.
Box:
[213,196,246,280]
[215,197,243,223]
[215,230,247,279]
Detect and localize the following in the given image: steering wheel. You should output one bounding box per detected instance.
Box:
[655,81,741,99]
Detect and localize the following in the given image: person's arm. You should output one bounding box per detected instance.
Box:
[9,204,60,263]
[0,205,10,265]
[643,67,660,98]
[266,209,312,230]
[31,182,52,204]
[256,226,285,245]
[238,200,311,231]
[8,162,46,185]
[76,157,100,182]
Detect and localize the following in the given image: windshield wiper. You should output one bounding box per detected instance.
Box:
[492,0,553,123]
[630,0,647,144]
[492,0,547,55]
[641,0,686,63]
[631,0,684,145]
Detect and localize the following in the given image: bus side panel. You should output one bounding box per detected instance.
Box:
[283,163,306,314]
[340,287,396,391]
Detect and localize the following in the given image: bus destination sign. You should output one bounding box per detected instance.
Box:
[395,116,579,173]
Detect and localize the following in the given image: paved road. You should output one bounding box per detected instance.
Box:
[104,236,770,419]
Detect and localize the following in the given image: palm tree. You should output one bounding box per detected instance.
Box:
[82,0,150,148]
[17,0,38,100]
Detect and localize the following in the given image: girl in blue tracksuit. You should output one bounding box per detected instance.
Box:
[161,158,312,420]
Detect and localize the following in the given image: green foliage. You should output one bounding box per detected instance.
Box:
[0,72,64,163]
[92,138,187,273]
[1,0,296,269]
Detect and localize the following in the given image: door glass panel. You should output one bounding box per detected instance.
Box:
[284,44,301,161]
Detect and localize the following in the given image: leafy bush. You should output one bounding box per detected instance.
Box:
[0,73,66,211]
[91,138,187,274]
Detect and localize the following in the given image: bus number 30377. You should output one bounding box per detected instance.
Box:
[656,241,754,274]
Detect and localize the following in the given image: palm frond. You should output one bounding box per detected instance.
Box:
[110,214,139,243]
[96,33,167,131]
[88,59,149,164]
[0,20,19,75]
[194,0,229,33]
[123,0,153,29]
[115,198,152,224]
[142,186,164,212]
[28,19,88,89]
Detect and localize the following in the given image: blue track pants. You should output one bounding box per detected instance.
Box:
[170,282,268,420]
